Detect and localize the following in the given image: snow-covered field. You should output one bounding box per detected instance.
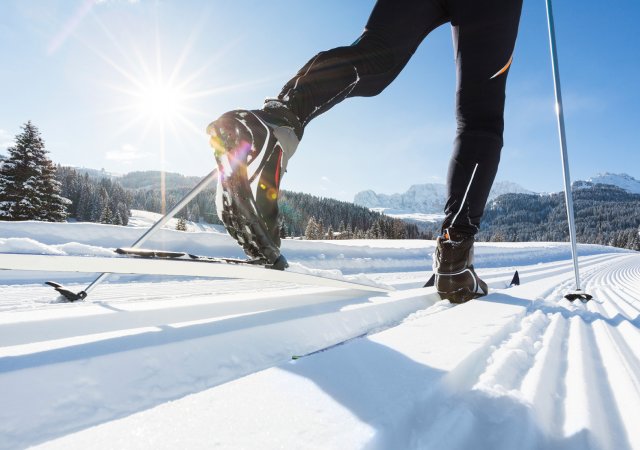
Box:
[1,215,639,450]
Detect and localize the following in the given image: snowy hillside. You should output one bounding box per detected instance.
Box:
[126,209,224,233]
[575,173,640,194]
[354,181,533,217]
[0,216,639,449]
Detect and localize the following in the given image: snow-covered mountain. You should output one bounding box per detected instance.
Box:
[488,180,534,198]
[354,184,448,214]
[574,172,640,194]
[354,181,533,214]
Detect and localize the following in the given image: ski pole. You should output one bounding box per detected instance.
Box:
[69,168,218,300]
[545,0,591,301]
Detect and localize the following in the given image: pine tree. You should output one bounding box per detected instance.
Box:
[345,223,353,240]
[112,211,123,226]
[176,217,187,231]
[317,218,325,240]
[326,225,334,240]
[632,227,640,251]
[491,231,505,242]
[116,202,130,226]
[76,177,94,221]
[0,122,69,221]
[189,203,200,223]
[338,221,346,239]
[100,204,113,224]
[93,187,109,222]
[370,219,382,239]
[305,216,318,240]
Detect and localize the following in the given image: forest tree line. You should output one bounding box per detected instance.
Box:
[56,166,132,225]
[21,166,640,248]
[455,186,639,250]
[50,168,423,239]
[1,120,637,249]
[416,184,640,250]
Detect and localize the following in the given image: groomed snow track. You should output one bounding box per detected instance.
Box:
[1,252,639,449]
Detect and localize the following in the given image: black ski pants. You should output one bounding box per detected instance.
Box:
[277,0,523,236]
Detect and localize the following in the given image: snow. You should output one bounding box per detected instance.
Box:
[370,207,445,224]
[585,173,640,194]
[126,209,225,233]
[0,212,639,449]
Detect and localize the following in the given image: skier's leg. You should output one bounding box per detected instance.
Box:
[441,0,523,235]
[434,0,522,302]
[278,0,450,127]
[208,0,450,264]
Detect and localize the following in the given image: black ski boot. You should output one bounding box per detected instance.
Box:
[207,100,303,269]
[433,229,488,303]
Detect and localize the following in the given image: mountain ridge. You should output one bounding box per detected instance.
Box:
[354,180,534,213]
[354,173,640,213]
[576,172,640,194]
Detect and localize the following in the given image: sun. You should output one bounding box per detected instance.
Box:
[135,80,187,123]
[50,3,283,216]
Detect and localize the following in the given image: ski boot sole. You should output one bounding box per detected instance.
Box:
[208,113,287,270]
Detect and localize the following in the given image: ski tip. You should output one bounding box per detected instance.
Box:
[509,270,520,287]
[424,273,435,288]
[45,281,87,302]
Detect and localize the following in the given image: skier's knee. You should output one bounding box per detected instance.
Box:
[349,31,405,96]
[307,31,403,97]
[456,89,506,137]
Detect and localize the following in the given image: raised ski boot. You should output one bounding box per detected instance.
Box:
[206,100,302,269]
[433,229,488,303]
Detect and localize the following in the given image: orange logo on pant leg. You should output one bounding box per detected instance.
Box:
[490,54,514,80]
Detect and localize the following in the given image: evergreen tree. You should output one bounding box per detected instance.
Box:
[491,231,505,242]
[345,223,353,240]
[0,122,69,221]
[338,221,346,236]
[189,203,201,222]
[632,228,640,251]
[305,216,319,240]
[76,179,94,221]
[176,217,187,231]
[370,219,383,239]
[100,204,113,224]
[116,202,130,226]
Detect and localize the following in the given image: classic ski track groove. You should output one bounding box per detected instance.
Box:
[0,253,392,294]
[398,253,640,450]
[0,254,621,349]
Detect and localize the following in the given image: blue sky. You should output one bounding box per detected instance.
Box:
[0,0,638,201]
